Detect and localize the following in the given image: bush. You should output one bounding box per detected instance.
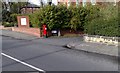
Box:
[69,6,88,30]
[84,4,119,37]
[29,12,40,27]
[2,22,14,27]
[2,10,11,22]
[29,5,89,31]
[10,13,19,23]
[28,4,119,37]
[32,5,71,30]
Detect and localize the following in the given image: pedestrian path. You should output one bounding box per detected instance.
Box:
[67,41,118,57]
[0,30,39,40]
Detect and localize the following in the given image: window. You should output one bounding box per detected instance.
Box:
[91,0,96,5]
[76,0,79,5]
[114,0,116,6]
[67,0,71,7]
[82,0,86,7]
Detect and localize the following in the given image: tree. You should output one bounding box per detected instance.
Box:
[2,1,28,27]
[10,2,28,14]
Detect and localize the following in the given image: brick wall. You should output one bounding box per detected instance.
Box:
[12,28,83,37]
[0,26,4,29]
[12,27,41,37]
[17,16,30,28]
[0,26,12,30]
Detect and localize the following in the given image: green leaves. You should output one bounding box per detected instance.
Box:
[84,4,119,37]
[68,6,88,30]
[29,11,40,27]
[2,2,28,27]
[29,4,119,37]
[35,5,71,30]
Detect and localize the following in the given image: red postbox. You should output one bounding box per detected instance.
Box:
[42,24,47,37]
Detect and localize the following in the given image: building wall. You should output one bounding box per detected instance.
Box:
[21,8,40,14]
[57,0,120,6]
[58,0,120,2]
[12,27,41,37]
[57,0,95,7]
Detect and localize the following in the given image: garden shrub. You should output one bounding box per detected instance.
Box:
[84,4,119,37]
[34,5,71,30]
[28,4,119,37]
[29,11,41,27]
[3,22,14,27]
[69,6,88,30]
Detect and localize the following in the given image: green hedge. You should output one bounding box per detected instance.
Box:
[29,4,119,37]
[84,4,119,37]
[29,5,89,30]
[38,5,71,30]
[69,6,88,30]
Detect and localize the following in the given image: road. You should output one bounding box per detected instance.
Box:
[1,35,118,72]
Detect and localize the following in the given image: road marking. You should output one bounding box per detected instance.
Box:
[1,53,45,73]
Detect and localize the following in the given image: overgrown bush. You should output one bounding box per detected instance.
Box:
[29,11,41,27]
[28,4,119,37]
[84,4,119,37]
[38,5,71,30]
[69,6,88,30]
[2,22,14,27]
[10,13,20,26]
[2,10,11,22]
[30,5,89,30]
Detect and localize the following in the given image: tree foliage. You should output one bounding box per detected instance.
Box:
[84,4,119,37]
[29,5,71,30]
[4,3,118,37]
[2,2,28,26]
[69,6,88,30]
[29,5,89,30]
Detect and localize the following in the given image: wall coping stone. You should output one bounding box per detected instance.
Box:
[84,34,119,46]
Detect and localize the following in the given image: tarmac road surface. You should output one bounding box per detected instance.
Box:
[1,35,118,72]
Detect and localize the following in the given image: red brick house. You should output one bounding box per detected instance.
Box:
[20,3,40,14]
[57,0,120,7]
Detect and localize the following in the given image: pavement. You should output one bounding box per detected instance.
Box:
[1,29,119,57]
[0,30,39,40]
[66,40,118,57]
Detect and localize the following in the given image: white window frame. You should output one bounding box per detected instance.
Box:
[91,0,96,5]
[76,0,79,7]
[82,0,86,7]
[67,0,71,7]
[114,0,116,6]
